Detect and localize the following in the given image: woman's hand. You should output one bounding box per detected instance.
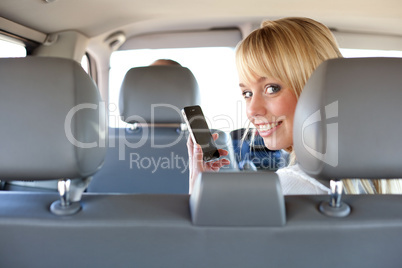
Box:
[187,133,230,194]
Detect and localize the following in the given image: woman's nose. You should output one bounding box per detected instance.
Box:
[247,94,267,118]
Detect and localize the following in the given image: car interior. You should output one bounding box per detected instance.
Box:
[1,0,402,267]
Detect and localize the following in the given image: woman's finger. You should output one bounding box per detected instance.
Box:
[212,132,219,141]
[218,148,229,156]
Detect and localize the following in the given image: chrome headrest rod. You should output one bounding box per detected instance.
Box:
[50,179,81,216]
[319,179,351,217]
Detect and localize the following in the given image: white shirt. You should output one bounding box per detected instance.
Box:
[276,164,330,195]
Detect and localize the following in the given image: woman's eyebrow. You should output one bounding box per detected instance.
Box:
[239,77,268,88]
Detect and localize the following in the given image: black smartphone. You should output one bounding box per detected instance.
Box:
[181,105,220,162]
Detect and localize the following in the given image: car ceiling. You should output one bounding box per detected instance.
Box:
[1,0,402,41]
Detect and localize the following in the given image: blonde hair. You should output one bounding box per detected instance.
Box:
[236,17,342,164]
[235,17,402,194]
[342,179,402,194]
[236,17,342,99]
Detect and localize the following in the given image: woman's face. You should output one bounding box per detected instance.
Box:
[240,76,297,151]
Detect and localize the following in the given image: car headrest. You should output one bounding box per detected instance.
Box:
[0,57,106,181]
[119,65,200,124]
[294,57,402,180]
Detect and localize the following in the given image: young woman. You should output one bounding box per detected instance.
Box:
[187,17,402,195]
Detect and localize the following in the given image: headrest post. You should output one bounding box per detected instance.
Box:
[180,123,188,132]
[329,180,343,208]
[59,179,71,207]
[319,179,351,218]
[130,123,139,131]
[50,179,81,216]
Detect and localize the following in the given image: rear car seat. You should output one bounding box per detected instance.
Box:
[1,57,402,268]
[88,65,236,194]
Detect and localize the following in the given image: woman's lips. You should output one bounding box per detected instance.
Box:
[256,121,283,137]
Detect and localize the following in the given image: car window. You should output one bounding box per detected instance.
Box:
[109,47,245,131]
[340,48,402,58]
[81,53,90,74]
[0,39,27,58]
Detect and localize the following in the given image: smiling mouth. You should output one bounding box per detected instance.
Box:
[258,121,283,131]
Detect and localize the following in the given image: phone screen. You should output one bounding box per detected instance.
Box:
[182,105,220,161]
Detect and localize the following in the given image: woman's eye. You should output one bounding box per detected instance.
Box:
[242,91,252,99]
[265,85,281,94]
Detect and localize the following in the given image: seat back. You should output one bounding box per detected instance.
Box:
[89,65,236,194]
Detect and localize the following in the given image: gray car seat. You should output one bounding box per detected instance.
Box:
[0,56,106,212]
[2,57,402,268]
[293,57,402,213]
[88,65,236,194]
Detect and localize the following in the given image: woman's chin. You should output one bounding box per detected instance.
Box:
[262,138,290,151]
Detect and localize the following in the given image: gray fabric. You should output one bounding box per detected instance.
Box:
[89,127,191,193]
[1,192,402,268]
[0,57,106,180]
[119,65,200,123]
[88,128,237,194]
[190,171,285,226]
[294,58,402,180]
